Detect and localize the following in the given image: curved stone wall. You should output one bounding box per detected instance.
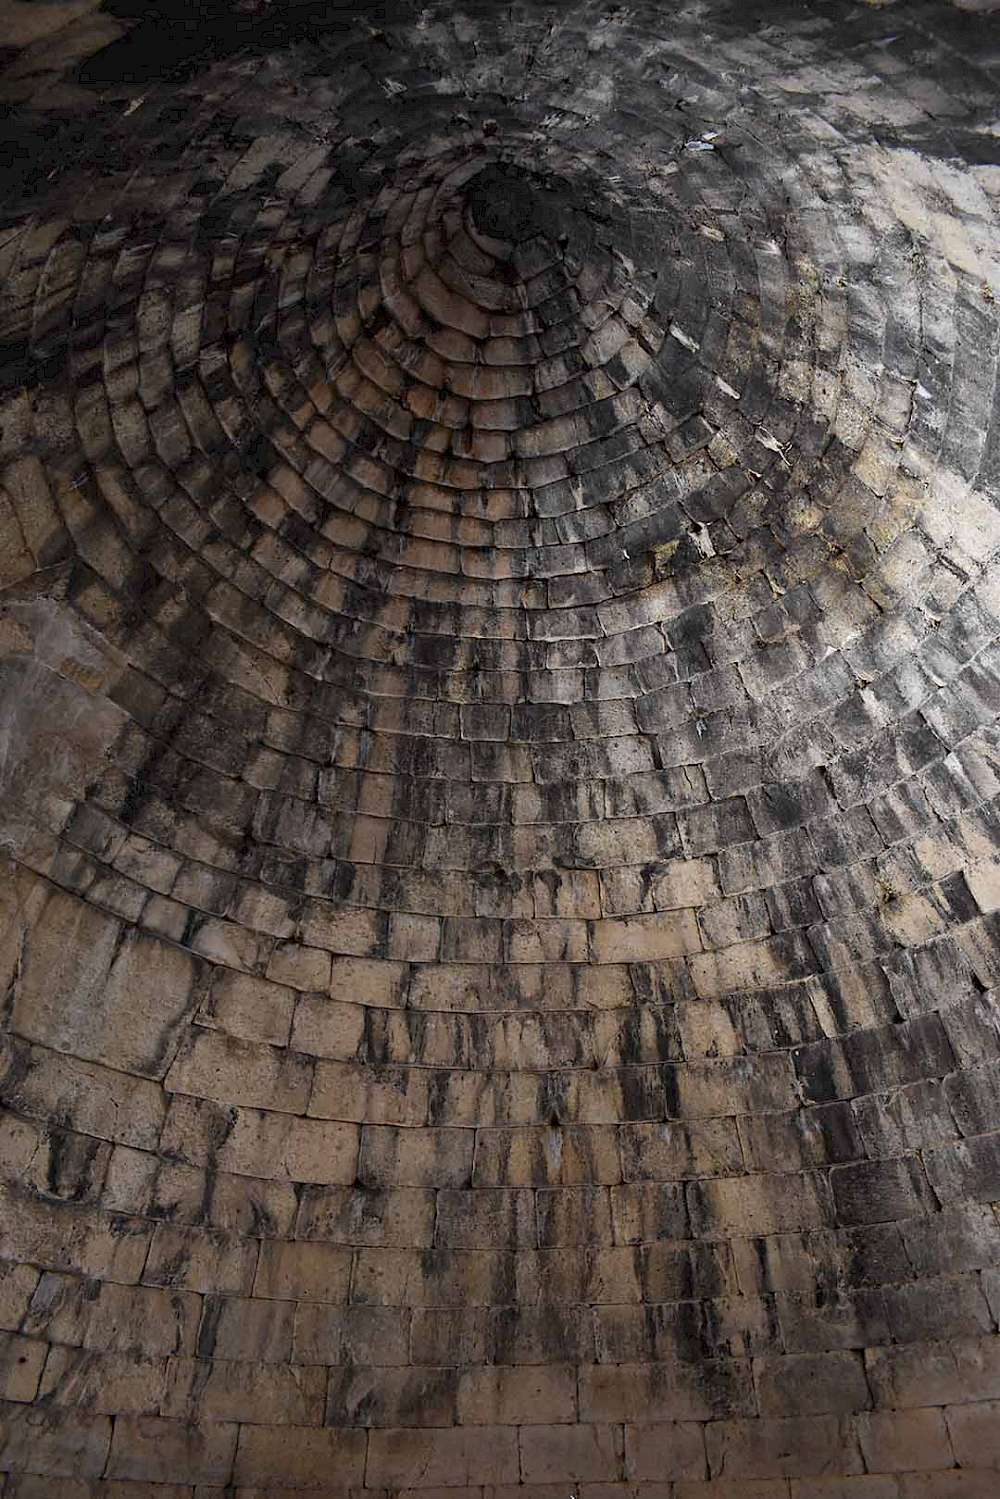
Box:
[2,1,1000,1494]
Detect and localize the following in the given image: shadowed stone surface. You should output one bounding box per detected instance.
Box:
[2,0,1000,1494]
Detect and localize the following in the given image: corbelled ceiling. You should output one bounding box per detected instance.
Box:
[2,1,1000,1494]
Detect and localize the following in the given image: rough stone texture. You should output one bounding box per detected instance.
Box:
[2,0,1000,1492]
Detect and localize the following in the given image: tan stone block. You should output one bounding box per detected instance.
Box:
[326,1365,459,1427]
[472,1126,621,1186]
[253,1240,351,1303]
[456,1365,577,1425]
[293,1304,410,1366]
[163,1355,326,1425]
[536,1186,613,1246]
[301,905,382,956]
[161,1096,360,1185]
[267,942,332,992]
[366,1426,519,1487]
[435,1188,536,1248]
[0,1261,40,1331]
[788,1479,903,1498]
[165,1029,313,1114]
[12,891,200,1079]
[100,1144,159,1214]
[37,1347,169,1414]
[1,1043,166,1148]
[106,1415,237,1484]
[581,1362,752,1423]
[692,1173,832,1236]
[590,911,702,964]
[754,1352,872,1416]
[359,1125,474,1188]
[142,1225,257,1296]
[865,1342,969,1408]
[410,1308,490,1365]
[625,1420,708,1481]
[621,1120,744,1181]
[296,1185,435,1247]
[310,1059,428,1125]
[705,1417,863,1480]
[0,1400,112,1476]
[352,1248,509,1308]
[0,1333,45,1402]
[388,911,441,962]
[199,1293,293,1364]
[0,1188,150,1283]
[899,1471,1000,1498]
[329,956,408,1006]
[609,1183,689,1244]
[233,1424,366,1486]
[674,1482,793,1499]
[689,937,803,1000]
[944,1400,1000,1468]
[196,969,296,1046]
[23,1275,201,1358]
[519,1423,624,1483]
[197,1167,298,1239]
[290,996,366,1060]
[188,918,264,972]
[855,1408,954,1473]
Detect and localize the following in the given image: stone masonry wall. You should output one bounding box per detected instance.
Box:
[2,1,1000,1494]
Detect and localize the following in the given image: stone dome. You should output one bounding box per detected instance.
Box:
[2,0,1000,1494]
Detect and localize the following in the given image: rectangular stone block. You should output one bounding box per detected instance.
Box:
[536,1186,613,1246]
[434,1189,536,1248]
[310,1059,428,1126]
[12,891,201,1080]
[0,1400,111,1478]
[164,1354,327,1425]
[165,1029,313,1114]
[0,1333,45,1402]
[0,1188,150,1284]
[0,1262,40,1332]
[142,1225,257,1297]
[753,1352,871,1416]
[410,1308,490,1366]
[233,1423,366,1487]
[518,1423,624,1483]
[624,1420,708,1481]
[620,1121,744,1181]
[0,1041,166,1148]
[197,967,296,1046]
[297,1185,435,1248]
[831,1158,935,1226]
[366,1426,519,1487]
[359,1126,474,1188]
[200,1294,294,1363]
[580,1361,752,1423]
[705,1416,863,1480]
[944,1399,1000,1468]
[23,1275,200,1359]
[293,1304,410,1367]
[456,1365,577,1425]
[472,1126,621,1186]
[353,1248,510,1309]
[854,1408,954,1473]
[690,1172,833,1236]
[326,1366,459,1427]
[253,1241,351,1303]
[106,1415,237,1484]
[291,995,366,1060]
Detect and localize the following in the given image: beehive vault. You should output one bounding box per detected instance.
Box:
[3,0,1000,1493]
